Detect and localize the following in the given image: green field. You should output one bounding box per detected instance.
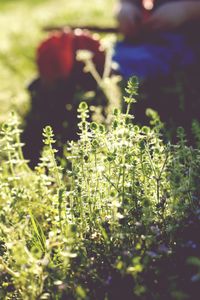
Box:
[0,0,116,122]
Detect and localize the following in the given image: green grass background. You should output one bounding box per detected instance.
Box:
[0,0,116,122]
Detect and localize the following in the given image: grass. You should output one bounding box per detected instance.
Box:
[0,0,116,122]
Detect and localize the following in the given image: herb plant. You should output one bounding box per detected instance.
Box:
[0,78,200,299]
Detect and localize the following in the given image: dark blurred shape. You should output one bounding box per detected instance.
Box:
[114,0,200,140]
[131,67,200,142]
[22,30,106,168]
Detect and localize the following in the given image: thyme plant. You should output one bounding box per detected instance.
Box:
[0,78,199,299]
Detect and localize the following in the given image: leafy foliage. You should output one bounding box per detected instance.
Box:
[0,78,200,299]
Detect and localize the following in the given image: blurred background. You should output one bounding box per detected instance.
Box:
[0,0,116,123]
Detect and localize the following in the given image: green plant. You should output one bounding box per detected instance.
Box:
[0,78,200,299]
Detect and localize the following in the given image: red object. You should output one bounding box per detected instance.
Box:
[74,30,105,74]
[37,31,74,83]
[37,30,105,84]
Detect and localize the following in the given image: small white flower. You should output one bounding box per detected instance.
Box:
[76,50,94,62]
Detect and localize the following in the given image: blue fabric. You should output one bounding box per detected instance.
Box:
[113,33,198,79]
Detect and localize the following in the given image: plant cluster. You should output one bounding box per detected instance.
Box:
[0,78,200,299]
